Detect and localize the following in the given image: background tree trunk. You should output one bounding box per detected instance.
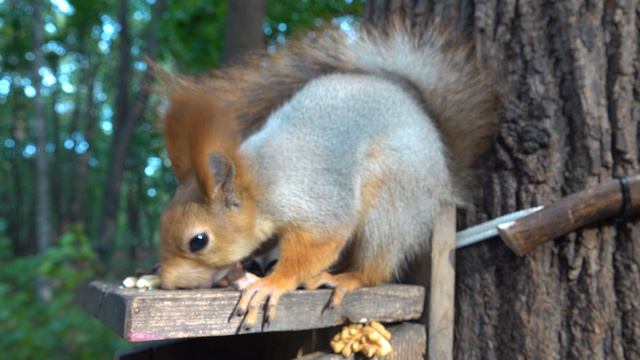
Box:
[70,64,100,224]
[61,54,95,230]
[50,83,64,234]
[96,0,132,259]
[222,0,268,64]
[366,0,640,359]
[30,0,50,254]
[97,0,166,261]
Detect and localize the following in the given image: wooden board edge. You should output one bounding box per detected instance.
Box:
[80,282,425,341]
[77,281,130,338]
[427,203,456,360]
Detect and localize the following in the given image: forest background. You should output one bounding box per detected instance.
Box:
[0,0,364,357]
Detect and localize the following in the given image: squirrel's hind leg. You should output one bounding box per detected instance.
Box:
[303,270,391,308]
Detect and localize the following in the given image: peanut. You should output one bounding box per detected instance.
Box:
[136,274,161,289]
[122,276,138,288]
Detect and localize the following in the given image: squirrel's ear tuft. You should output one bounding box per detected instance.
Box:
[147,59,181,93]
[204,152,240,208]
[153,64,198,184]
[163,100,191,183]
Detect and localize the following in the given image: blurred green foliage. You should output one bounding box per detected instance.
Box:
[0,0,364,357]
[0,225,129,358]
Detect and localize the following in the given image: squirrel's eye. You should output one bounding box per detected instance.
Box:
[189,233,209,252]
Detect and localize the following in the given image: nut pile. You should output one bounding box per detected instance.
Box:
[122,274,161,290]
[330,321,392,358]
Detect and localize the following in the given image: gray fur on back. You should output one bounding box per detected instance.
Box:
[239,73,452,278]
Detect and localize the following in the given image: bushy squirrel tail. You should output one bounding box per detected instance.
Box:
[346,20,502,172]
[218,17,501,183]
[158,16,502,198]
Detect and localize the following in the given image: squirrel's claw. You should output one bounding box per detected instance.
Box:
[234,276,294,331]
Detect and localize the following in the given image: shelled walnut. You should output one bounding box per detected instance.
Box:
[330,321,393,358]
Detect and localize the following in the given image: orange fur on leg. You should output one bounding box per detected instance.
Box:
[304,270,391,307]
[272,229,347,284]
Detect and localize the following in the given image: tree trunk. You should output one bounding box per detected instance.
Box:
[51,83,64,235]
[30,0,50,254]
[7,91,28,255]
[366,1,640,359]
[70,64,100,224]
[96,0,131,259]
[62,50,94,229]
[222,0,268,64]
[97,0,166,261]
[126,172,142,268]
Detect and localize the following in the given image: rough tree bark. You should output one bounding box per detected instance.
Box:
[365,1,639,359]
[97,0,166,260]
[30,0,50,254]
[222,0,268,64]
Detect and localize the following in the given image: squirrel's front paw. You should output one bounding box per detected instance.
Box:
[233,276,296,331]
[232,272,261,290]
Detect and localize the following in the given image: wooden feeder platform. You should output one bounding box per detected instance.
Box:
[79,203,457,359]
[78,282,427,359]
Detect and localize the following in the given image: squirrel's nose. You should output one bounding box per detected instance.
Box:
[157,261,215,289]
[157,266,176,290]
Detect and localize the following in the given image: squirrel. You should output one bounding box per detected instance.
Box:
[155,17,501,329]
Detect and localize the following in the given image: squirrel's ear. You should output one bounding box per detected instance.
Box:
[163,100,192,183]
[204,152,240,208]
[160,75,198,184]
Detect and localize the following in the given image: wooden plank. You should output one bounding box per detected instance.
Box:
[79,281,424,342]
[116,323,425,360]
[427,203,456,360]
[76,280,130,337]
